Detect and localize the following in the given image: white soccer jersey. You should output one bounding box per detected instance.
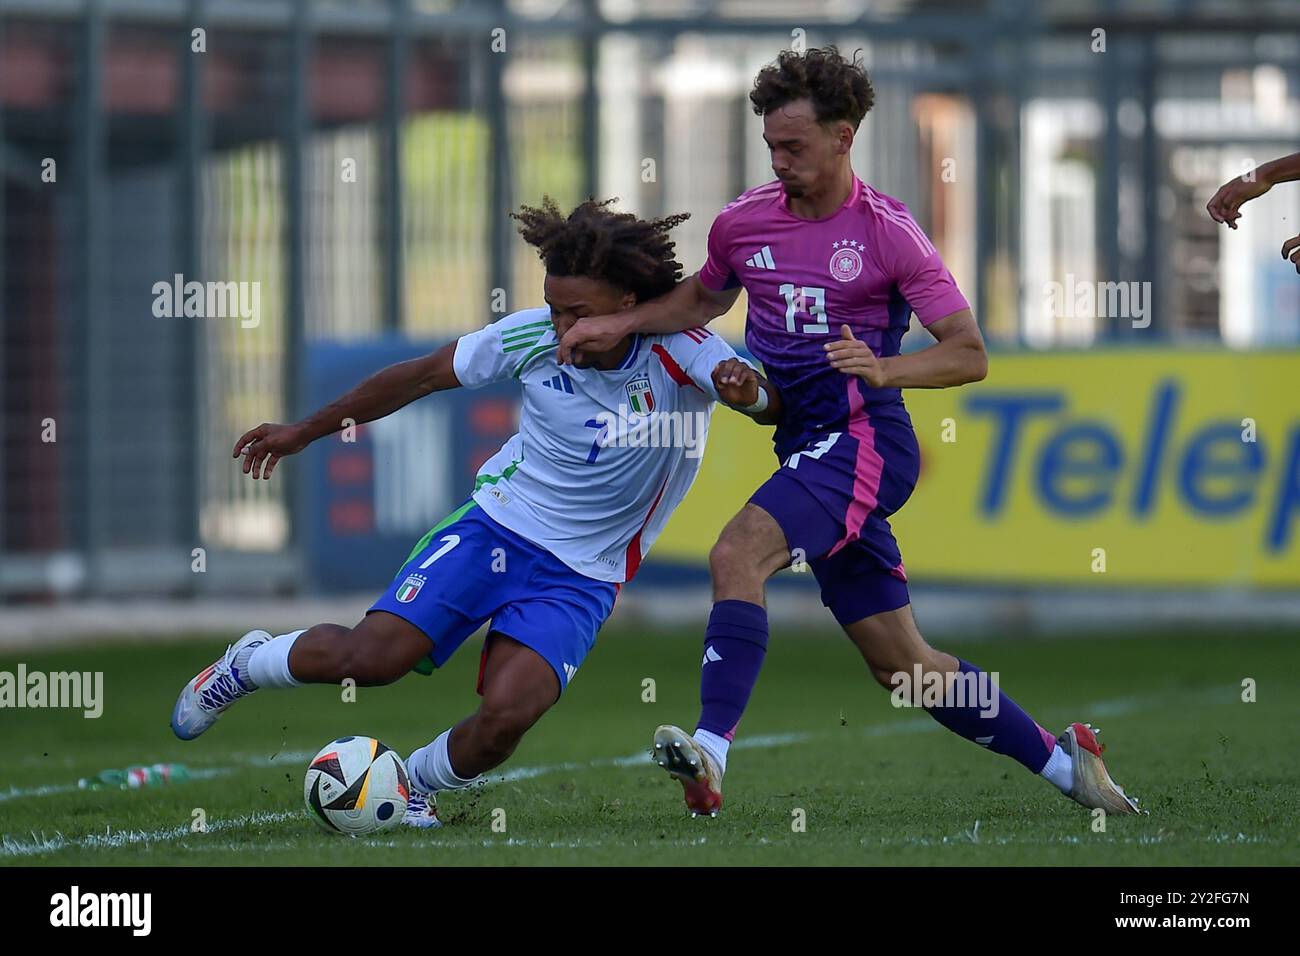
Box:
[453,307,744,583]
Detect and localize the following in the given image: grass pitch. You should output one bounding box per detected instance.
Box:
[2,625,1297,866]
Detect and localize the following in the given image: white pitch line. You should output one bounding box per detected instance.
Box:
[0,810,301,859]
[0,686,1228,804]
[0,685,1236,858]
[0,757,311,804]
[0,732,827,801]
[0,782,82,802]
[11,828,1280,860]
[0,686,1227,804]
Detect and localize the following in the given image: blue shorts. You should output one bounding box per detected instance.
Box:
[369,501,618,693]
[750,402,920,626]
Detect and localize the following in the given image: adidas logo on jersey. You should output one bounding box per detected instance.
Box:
[563,663,578,682]
[745,245,776,270]
[542,371,574,394]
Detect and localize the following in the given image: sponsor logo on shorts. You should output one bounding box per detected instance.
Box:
[396,573,426,603]
[784,431,842,470]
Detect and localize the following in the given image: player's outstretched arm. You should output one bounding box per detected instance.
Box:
[558,273,740,364]
[825,310,987,390]
[1207,151,1300,229]
[232,341,461,479]
[712,358,783,426]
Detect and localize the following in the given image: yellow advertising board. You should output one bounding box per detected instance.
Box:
[655,352,1300,587]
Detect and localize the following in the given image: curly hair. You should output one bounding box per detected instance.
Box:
[510,197,690,303]
[749,45,875,130]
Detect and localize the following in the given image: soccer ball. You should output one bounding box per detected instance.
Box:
[303,736,410,835]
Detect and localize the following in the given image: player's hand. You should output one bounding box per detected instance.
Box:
[1207,173,1272,229]
[233,422,310,480]
[825,325,889,388]
[712,358,760,407]
[1283,234,1300,273]
[558,313,633,365]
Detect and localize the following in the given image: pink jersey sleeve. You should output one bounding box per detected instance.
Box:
[697,214,739,292]
[876,207,970,325]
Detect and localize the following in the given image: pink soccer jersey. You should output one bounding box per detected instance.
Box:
[698,176,969,451]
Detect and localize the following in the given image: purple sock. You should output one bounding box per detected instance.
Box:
[923,659,1055,773]
[696,600,768,741]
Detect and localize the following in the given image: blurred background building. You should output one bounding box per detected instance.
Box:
[1,0,1297,631]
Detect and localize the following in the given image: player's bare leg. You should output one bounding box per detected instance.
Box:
[447,633,559,777]
[843,605,1141,815]
[840,603,959,691]
[653,502,790,815]
[403,633,559,828]
[709,503,792,604]
[171,612,432,740]
[287,612,434,685]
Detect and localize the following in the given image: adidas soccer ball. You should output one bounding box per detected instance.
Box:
[303,736,410,835]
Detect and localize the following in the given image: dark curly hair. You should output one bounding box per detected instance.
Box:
[510,196,690,303]
[749,46,875,130]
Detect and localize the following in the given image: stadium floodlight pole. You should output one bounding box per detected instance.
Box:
[1004,0,1035,350]
[177,0,208,588]
[79,0,107,596]
[0,13,6,586]
[972,61,996,343]
[580,0,601,202]
[285,0,310,570]
[484,0,512,314]
[1097,0,1122,343]
[1139,32,1159,339]
[383,0,410,335]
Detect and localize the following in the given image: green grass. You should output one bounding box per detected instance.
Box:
[2,627,1298,866]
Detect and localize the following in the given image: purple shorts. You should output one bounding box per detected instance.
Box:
[750,401,920,626]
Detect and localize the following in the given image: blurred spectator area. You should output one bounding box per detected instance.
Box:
[1,0,1298,598]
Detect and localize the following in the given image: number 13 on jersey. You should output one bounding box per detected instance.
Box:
[780,283,830,335]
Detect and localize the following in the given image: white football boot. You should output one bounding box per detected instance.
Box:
[170,630,270,740]
[1058,721,1145,815]
[402,789,443,829]
[652,724,724,817]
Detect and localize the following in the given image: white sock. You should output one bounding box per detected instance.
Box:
[693,728,730,775]
[1040,743,1074,792]
[406,729,481,794]
[245,630,305,689]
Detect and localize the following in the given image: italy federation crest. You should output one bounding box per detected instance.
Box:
[829,239,865,282]
[395,573,426,604]
[625,373,656,414]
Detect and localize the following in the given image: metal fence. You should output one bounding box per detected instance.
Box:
[2,0,1299,597]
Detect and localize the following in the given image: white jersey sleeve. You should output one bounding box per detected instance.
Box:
[453,308,556,389]
[650,326,747,402]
